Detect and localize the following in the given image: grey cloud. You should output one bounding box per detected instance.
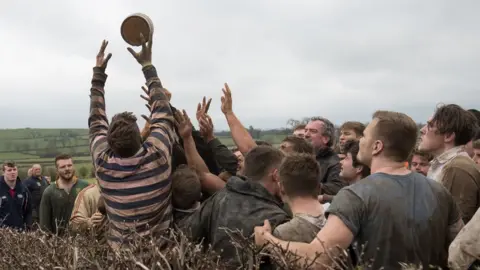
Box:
[0,0,478,131]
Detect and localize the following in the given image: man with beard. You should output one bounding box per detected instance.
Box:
[39,154,89,235]
[23,164,49,225]
[304,117,345,195]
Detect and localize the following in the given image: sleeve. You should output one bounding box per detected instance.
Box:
[23,189,33,229]
[69,186,94,232]
[88,67,109,161]
[142,65,175,157]
[185,197,214,242]
[39,188,53,233]
[207,138,238,175]
[321,161,347,195]
[448,208,480,270]
[325,188,366,236]
[441,166,478,223]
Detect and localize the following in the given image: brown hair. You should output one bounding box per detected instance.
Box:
[107,112,142,158]
[343,140,370,178]
[372,111,418,162]
[431,104,479,146]
[411,148,433,162]
[340,121,366,137]
[54,154,72,167]
[171,165,201,210]
[2,161,16,171]
[243,146,284,180]
[281,136,315,154]
[473,140,480,149]
[255,140,272,146]
[293,124,306,131]
[279,154,320,198]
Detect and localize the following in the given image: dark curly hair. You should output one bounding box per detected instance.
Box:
[431,104,479,146]
[107,112,142,158]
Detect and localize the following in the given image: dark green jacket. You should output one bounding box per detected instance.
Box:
[39,178,89,235]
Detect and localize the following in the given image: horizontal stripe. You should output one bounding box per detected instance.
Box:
[107,198,171,223]
[97,162,169,183]
[96,151,160,171]
[109,210,171,234]
[104,188,170,210]
[100,178,171,196]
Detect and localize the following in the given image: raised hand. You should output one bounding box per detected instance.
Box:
[96,40,112,70]
[196,96,212,122]
[221,83,233,115]
[127,33,153,67]
[199,114,215,142]
[141,85,171,110]
[174,110,193,139]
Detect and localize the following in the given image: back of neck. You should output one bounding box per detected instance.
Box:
[370,157,410,175]
[288,197,324,216]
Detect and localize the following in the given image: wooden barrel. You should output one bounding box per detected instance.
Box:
[121,13,154,46]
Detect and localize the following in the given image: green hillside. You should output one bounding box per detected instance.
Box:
[0,128,287,180]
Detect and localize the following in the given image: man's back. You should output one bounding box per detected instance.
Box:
[188,176,289,263]
[326,172,460,269]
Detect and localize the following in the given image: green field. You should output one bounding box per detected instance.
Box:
[0,128,287,180]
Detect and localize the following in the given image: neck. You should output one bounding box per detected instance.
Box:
[432,143,457,158]
[287,197,324,216]
[58,177,73,185]
[370,157,410,175]
[351,175,363,184]
[3,178,16,189]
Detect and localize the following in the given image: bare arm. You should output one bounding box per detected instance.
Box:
[221,83,257,155]
[257,215,354,267]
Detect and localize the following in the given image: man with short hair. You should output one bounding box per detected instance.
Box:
[279,135,315,155]
[305,117,345,195]
[293,124,306,138]
[273,154,325,243]
[39,154,89,235]
[89,38,175,248]
[338,121,365,149]
[23,163,49,224]
[188,146,289,265]
[255,111,463,269]
[319,140,370,204]
[0,161,32,230]
[171,165,202,230]
[419,104,480,223]
[410,149,433,176]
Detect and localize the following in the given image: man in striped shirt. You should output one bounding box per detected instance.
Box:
[88,37,174,249]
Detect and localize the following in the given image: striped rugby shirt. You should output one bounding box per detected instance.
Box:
[88,65,174,248]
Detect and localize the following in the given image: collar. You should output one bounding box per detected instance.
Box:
[432,146,468,165]
[55,176,78,189]
[174,202,200,214]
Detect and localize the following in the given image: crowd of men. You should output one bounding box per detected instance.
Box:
[1,33,480,270]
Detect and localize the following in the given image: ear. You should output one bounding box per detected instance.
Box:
[271,168,280,183]
[355,165,364,175]
[372,140,383,156]
[444,132,455,144]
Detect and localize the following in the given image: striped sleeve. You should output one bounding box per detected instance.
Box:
[88,67,109,161]
[142,65,175,156]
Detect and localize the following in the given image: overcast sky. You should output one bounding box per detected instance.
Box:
[0,0,478,130]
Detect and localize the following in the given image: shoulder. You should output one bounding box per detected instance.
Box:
[445,156,480,175]
[76,179,91,187]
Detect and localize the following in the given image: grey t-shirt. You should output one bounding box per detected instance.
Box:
[326,172,460,269]
[273,213,325,243]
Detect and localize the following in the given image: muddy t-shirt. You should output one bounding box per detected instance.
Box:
[326,172,460,269]
[273,213,325,243]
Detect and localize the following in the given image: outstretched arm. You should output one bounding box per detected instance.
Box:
[89,40,112,161]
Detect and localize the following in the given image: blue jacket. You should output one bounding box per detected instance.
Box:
[23,176,48,221]
[0,176,32,230]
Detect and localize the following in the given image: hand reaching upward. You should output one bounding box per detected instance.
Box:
[127,33,153,67]
[196,96,212,122]
[95,40,112,70]
[174,110,193,139]
[221,83,233,115]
